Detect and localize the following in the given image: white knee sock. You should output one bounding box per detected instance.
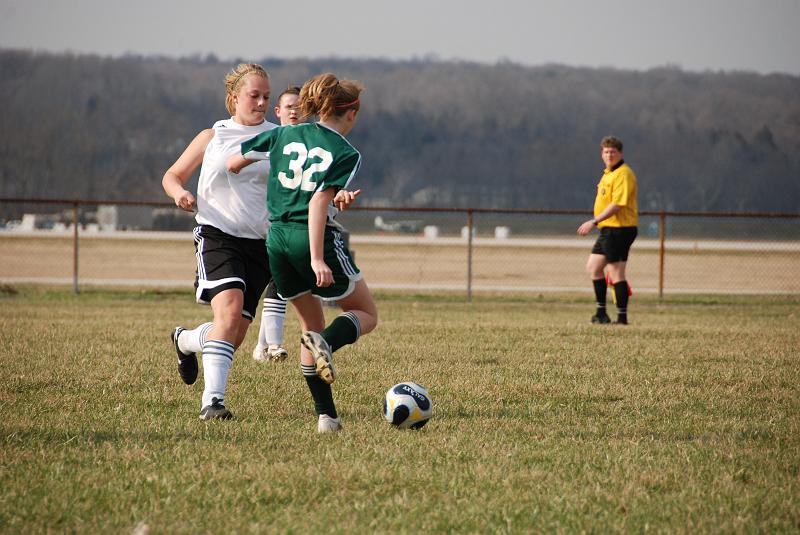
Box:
[201,339,235,408]
[178,322,213,354]
[258,297,287,348]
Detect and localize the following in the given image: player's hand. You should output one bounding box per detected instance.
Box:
[174,191,196,212]
[311,259,333,287]
[577,219,595,236]
[226,154,249,174]
[333,189,361,211]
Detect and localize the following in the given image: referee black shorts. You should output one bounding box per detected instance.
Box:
[591,226,638,263]
[193,225,270,321]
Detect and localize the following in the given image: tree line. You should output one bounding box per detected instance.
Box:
[1,49,798,214]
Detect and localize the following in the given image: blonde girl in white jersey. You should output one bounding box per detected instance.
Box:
[162,63,275,420]
[162,65,358,421]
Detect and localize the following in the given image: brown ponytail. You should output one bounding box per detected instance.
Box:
[298,73,363,120]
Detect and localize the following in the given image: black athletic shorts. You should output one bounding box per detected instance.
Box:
[591,226,638,263]
[263,279,281,301]
[193,225,270,320]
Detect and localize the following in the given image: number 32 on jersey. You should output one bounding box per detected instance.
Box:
[278,142,333,191]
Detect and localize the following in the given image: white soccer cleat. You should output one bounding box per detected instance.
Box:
[252,344,289,362]
[266,345,288,361]
[301,331,337,384]
[317,414,342,433]
[252,345,268,362]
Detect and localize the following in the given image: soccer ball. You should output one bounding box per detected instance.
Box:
[383,382,432,429]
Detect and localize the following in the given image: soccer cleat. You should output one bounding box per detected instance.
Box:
[614,317,629,325]
[267,345,289,361]
[252,344,289,362]
[252,345,267,362]
[301,331,337,385]
[317,414,342,433]
[199,397,233,420]
[172,327,198,385]
[591,314,611,324]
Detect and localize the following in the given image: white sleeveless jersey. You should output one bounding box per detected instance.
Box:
[195,118,277,239]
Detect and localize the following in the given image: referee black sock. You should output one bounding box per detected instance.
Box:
[592,278,608,317]
[301,364,337,418]
[614,280,630,322]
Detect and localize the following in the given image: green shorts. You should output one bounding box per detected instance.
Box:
[267,222,362,302]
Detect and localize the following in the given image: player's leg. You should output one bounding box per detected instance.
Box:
[291,292,340,432]
[294,293,335,383]
[173,299,249,388]
[268,222,340,432]
[323,279,378,352]
[306,226,376,355]
[194,228,268,420]
[253,280,288,362]
[175,322,213,354]
[296,280,378,434]
[198,288,245,420]
[586,252,610,323]
[172,225,237,387]
[171,321,212,385]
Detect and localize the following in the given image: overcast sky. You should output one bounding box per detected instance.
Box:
[1,0,798,75]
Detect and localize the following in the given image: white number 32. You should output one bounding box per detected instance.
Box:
[278,142,333,191]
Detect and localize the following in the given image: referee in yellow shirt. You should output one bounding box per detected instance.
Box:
[577,136,638,325]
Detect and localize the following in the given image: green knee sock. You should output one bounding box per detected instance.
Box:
[301,364,337,418]
[321,312,361,353]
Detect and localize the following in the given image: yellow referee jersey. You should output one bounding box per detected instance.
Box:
[594,161,638,228]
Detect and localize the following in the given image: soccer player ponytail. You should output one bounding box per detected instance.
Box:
[299,73,362,120]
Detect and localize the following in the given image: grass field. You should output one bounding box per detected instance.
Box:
[1,285,799,533]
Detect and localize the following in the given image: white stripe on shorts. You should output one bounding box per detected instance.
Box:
[194,227,206,281]
[332,230,357,277]
[195,277,246,305]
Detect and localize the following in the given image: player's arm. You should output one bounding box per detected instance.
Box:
[309,187,337,287]
[226,153,253,175]
[577,204,621,235]
[227,130,275,174]
[162,129,213,212]
[326,152,362,211]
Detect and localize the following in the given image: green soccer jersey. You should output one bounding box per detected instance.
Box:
[241,122,361,224]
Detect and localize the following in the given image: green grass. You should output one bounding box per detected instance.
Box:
[1,286,799,533]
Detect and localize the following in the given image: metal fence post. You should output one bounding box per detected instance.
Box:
[658,211,665,298]
[72,202,80,294]
[466,209,473,302]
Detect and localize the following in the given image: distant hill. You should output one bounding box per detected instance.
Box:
[1,49,798,212]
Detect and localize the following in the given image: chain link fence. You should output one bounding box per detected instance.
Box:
[1,198,798,297]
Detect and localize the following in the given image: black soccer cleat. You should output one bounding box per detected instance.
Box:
[614,317,629,325]
[199,397,233,421]
[171,326,198,385]
[591,314,611,324]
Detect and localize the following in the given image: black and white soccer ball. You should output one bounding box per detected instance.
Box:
[383,382,432,429]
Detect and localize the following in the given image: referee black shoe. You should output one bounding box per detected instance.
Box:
[199,397,233,421]
[171,326,198,385]
[591,313,611,324]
